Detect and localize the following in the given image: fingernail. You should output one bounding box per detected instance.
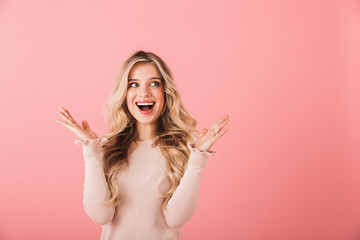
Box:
[229,113,231,116]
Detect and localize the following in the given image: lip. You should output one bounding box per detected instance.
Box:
[136,100,155,104]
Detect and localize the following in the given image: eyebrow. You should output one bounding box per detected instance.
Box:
[128,77,162,81]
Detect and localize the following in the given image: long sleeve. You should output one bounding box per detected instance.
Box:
[74,137,115,225]
[163,142,216,228]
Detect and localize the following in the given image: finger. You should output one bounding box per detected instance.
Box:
[57,107,73,123]
[214,118,231,134]
[56,111,74,125]
[214,126,230,140]
[210,117,231,135]
[199,128,208,138]
[211,114,230,129]
[56,111,80,128]
[55,119,75,130]
[82,120,90,130]
[58,106,77,124]
[58,106,70,118]
[215,114,230,124]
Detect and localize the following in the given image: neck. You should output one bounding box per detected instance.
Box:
[136,122,158,141]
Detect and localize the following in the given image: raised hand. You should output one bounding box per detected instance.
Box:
[193,114,231,152]
[55,106,98,141]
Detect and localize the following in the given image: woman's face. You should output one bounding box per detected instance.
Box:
[126,62,165,128]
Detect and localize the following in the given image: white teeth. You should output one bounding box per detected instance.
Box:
[136,102,154,106]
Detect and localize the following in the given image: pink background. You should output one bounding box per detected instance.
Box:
[0,0,359,239]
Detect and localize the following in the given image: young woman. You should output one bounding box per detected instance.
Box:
[55,50,231,239]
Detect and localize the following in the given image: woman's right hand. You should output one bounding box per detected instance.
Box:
[55,106,98,141]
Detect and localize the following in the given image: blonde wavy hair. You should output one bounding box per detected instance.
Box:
[99,50,198,211]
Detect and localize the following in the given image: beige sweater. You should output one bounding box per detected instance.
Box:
[74,136,216,240]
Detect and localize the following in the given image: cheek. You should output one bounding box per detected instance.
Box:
[157,87,165,101]
[156,91,165,107]
[126,90,135,104]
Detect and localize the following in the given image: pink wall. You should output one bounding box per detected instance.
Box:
[0,0,359,239]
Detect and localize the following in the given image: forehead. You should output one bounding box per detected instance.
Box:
[128,62,161,79]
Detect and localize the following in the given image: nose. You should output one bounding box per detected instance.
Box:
[139,84,150,97]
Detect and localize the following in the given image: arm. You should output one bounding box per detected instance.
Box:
[74,137,115,225]
[163,142,216,228]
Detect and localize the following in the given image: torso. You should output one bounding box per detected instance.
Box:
[100,140,181,240]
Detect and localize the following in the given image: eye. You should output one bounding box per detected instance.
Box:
[151,81,161,87]
[129,82,138,88]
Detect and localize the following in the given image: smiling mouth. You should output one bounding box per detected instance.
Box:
[136,102,155,111]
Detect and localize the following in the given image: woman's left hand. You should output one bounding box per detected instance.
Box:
[193,114,231,152]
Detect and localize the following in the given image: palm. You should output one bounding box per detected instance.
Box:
[193,114,231,152]
[55,106,98,141]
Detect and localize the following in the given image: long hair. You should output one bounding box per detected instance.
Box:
[99,50,198,211]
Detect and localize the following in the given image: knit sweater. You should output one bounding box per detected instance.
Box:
[74,136,216,240]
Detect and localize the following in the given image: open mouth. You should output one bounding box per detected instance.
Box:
[136,102,155,111]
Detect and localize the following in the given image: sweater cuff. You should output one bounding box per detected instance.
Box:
[186,142,216,169]
[74,137,108,157]
[186,142,216,156]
